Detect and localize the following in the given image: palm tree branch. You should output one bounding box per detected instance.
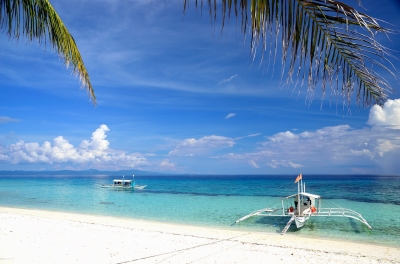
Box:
[184,0,397,107]
[303,1,393,105]
[0,0,96,104]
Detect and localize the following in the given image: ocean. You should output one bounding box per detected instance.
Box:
[0,174,399,247]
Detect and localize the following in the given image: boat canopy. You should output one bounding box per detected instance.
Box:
[300,192,320,199]
[286,192,320,199]
[113,180,132,183]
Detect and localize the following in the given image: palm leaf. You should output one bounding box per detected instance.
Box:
[0,0,96,104]
[184,0,396,107]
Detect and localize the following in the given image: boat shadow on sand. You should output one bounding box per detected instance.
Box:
[248,217,298,234]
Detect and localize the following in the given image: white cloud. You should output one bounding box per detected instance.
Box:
[259,124,399,165]
[234,133,262,140]
[218,74,238,84]
[0,116,18,123]
[225,113,236,119]
[168,135,234,156]
[0,125,147,169]
[220,107,400,171]
[249,160,260,168]
[268,131,299,142]
[79,124,110,155]
[247,133,262,137]
[267,160,303,169]
[288,161,303,168]
[159,159,176,169]
[368,99,400,128]
[375,139,397,157]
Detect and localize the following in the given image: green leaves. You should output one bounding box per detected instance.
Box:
[0,0,96,104]
[185,0,396,107]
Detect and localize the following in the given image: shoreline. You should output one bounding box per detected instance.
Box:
[1,207,399,263]
[0,205,395,248]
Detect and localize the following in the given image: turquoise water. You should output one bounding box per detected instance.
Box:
[0,174,399,247]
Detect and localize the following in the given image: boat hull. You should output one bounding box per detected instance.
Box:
[99,185,146,190]
[294,216,309,228]
[100,185,133,191]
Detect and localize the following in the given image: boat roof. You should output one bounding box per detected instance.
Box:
[286,192,320,199]
[113,179,132,183]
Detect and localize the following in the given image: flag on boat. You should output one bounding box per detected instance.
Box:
[295,174,302,183]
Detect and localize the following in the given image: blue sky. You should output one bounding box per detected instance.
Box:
[1,0,400,174]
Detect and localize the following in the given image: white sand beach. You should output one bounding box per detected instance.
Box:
[0,207,399,264]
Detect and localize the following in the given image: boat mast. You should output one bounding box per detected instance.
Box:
[301,178,303,193]
[297,176,300,215]
[297,178,300,194]
[295,173,303,215]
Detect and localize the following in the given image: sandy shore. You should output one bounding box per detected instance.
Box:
[0,207,399,264]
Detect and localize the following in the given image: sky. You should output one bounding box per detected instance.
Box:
[0,0,400,175]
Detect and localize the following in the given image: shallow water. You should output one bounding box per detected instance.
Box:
[0,174,399,247]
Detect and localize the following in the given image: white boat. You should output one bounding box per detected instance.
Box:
[100,175,147,190]
[233,174,372,234]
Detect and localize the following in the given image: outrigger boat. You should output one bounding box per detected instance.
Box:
[100,175,147,190]
[233,174,372,235]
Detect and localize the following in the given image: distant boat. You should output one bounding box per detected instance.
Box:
[99,175,147,190]
[233,174,372,234]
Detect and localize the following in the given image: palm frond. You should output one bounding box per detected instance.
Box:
[184,0,396,107]
[0,0,96,104]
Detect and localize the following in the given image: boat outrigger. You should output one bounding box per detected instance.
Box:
[100,175,147,190]
[233,174,372,235]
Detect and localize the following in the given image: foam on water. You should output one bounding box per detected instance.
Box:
[0,174,399,247]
